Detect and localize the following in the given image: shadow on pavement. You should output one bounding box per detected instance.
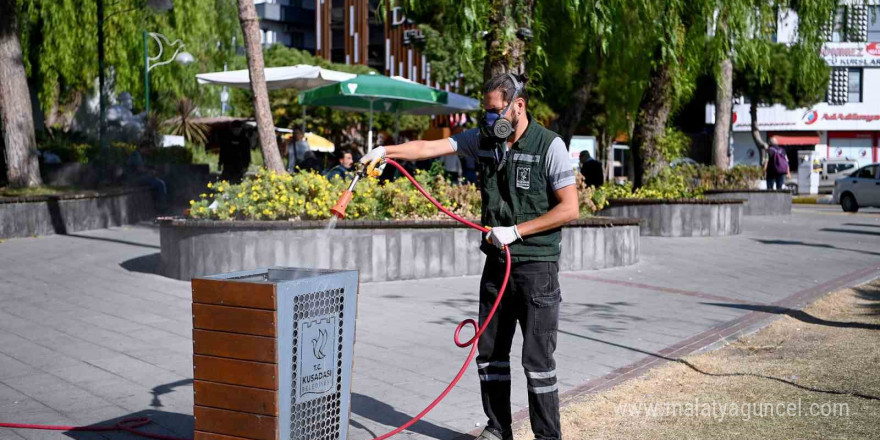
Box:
[842,223,880,229]
[120,252,161,275]
[151,378,194,408]
[351,393,465,440]
[701,302,880,330]
[63,409,192,440]
[64,232,160,249]
[753,238,880,257]
[820,227,880,237]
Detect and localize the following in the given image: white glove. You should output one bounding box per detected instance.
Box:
[359,146,386,166]
[359,146,386,176]
[485,225,522,249]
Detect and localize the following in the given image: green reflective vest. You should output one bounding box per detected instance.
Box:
[477,116,562,263]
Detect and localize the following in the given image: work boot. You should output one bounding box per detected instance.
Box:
[475,427,512,440]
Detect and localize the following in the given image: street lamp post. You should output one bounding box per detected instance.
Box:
[143,31,194,115]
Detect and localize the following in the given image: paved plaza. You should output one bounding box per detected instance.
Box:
[0,205,878,439]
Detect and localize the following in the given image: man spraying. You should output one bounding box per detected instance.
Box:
[360,73,578,440]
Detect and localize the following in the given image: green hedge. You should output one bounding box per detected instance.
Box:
[186,164,765,221]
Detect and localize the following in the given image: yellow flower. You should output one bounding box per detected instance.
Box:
[207,182,213,189]
[189,200,195,205]
[200,193,207,198]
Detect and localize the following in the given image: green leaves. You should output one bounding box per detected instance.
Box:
[19,0,242,124]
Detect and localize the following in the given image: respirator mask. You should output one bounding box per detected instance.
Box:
[480,73,523,140]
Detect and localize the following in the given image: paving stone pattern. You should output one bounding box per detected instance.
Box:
[0,205,877,439]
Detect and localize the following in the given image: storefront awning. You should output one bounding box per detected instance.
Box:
[769,134,820,145]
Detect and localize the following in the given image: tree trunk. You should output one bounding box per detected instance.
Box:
[0,0,42,187]
[549,49,595,145]
[604,132,615,182]
[630,60,673,187]
[712,55,733,169]
[484,0,533,81]
[237,0,284,174]
[749,100,769,167]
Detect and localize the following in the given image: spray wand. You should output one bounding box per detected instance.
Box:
[329,157,511,440]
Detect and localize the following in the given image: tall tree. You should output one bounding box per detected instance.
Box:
[484,0,535,78]
[1,0,42,187]
[735,43,829,166]
[732,0,835,166]
[236,0,283,173]
[712,17,733,170]
[630,0,701,187]
[18,0,241,129]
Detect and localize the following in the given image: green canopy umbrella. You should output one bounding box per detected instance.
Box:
[299,73,448,151]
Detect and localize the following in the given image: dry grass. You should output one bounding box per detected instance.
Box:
[514,279,880,439]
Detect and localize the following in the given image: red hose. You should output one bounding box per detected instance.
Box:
[368,159,512,440]
[1,159,510,440]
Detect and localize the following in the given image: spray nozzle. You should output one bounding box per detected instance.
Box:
[329,162,372,219]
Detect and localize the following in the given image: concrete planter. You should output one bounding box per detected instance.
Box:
[703,189,791,216]
[0,187,156,239]
[597,198,744,237]
[159,218,641,282]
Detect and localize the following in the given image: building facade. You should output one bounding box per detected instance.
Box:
[254,0,461,91]
[706,2,880,168]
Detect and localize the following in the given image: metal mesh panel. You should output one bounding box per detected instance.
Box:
[290,288,346,440]
[827,68,848,105]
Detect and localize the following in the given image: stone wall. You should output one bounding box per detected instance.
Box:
[0,188,156,239]
[42,163,210,208]
[703,190,791,216]
[159,218,641,282]
[598,199,744,237]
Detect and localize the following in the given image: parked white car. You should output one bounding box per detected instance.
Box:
[785,158,859,194]
[832,163,880,213]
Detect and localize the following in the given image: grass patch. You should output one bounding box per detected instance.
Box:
[0,185,82,198]
[792,195,820,204]
[514,279,880,439]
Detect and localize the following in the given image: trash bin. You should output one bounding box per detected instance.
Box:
[192,267,359,440]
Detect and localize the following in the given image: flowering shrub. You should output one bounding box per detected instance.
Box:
[596,164,765,201]
[188,168,618,221]
[187,163,768,221]
[188,168,483,221]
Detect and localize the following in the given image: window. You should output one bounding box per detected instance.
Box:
[828,163,856,175]
[870,6,880,42]
[857,165,878,179]
[847,68,862,103]
[831,7,846,42]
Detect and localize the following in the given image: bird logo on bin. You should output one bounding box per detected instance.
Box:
[312,328,328,360]
[298,317,337,400]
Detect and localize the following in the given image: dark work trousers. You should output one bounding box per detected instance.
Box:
[476,258,562,440]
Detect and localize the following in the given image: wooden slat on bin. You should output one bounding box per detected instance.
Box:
[192,278,276,310]
[194,380,277,416]
[193,329,276,363]
[194,355,277,390]
[194,406,276,440]
[193,303,276,337]
[194,432,253,440]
